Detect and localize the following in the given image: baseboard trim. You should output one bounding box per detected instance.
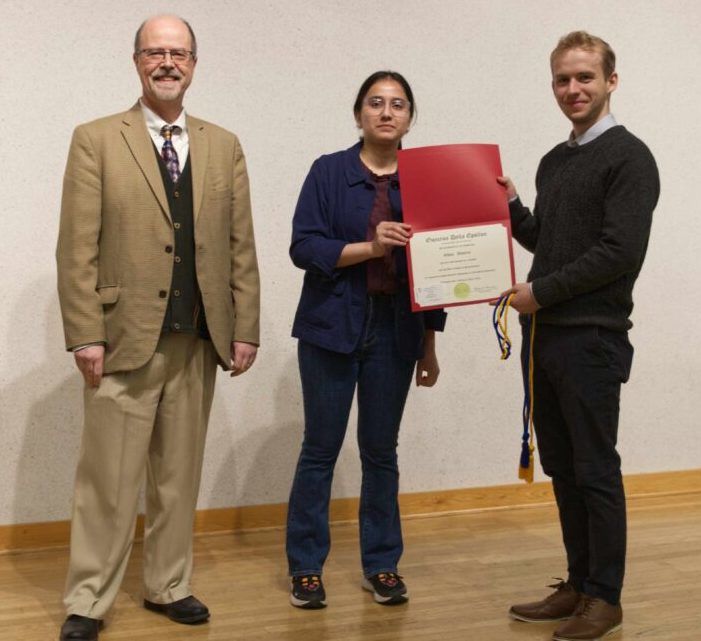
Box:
[2,469,699,553]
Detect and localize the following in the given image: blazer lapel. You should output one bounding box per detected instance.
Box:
[188,116,208,225]
[120,103,171,225]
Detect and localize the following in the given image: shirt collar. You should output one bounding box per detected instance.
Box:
[568,113,617,147]
[139,99,188,138]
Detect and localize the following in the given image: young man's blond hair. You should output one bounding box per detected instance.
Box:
[550,30,616,79]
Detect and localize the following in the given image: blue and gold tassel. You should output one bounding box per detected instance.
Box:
[493,294,536,483]
[492,294,514,359]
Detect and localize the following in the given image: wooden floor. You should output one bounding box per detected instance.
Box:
[1,494,699,641]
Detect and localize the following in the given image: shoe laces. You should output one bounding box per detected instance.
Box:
[297,575,321,592]
[544,578,570,601]
[376,572,402,587]
[573,595,597,618]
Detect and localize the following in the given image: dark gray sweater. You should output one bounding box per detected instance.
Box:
[510,125,660,331]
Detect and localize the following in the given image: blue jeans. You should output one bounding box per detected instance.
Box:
[286,295,415,578]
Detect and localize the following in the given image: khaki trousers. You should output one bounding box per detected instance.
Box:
[63,333,218,619]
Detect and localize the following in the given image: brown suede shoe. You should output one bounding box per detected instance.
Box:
[552,595,622,640]
[509,579,581,623]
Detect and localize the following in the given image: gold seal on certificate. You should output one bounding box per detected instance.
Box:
[398,143,516,310]
[410,223,513,308]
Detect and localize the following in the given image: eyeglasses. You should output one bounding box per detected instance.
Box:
[136,48,195,64]
[364,97,411,116]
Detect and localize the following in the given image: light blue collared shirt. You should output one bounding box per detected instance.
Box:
[567,113,618,147]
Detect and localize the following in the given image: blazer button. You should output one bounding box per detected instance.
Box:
[165,245,173,253]
[173,289,181,297]
[174,222,181,230]
[174,256,182,263]
[158,290,167,298]
[174,191,180,198]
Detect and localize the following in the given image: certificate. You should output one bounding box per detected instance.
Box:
[397,144,515,311]
[409,222,513,308]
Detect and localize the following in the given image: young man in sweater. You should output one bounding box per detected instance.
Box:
[498,31,660,641]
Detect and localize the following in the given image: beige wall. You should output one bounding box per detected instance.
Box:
[1,0,698,526]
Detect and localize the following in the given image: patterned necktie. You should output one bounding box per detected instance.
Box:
[161,125,181,183]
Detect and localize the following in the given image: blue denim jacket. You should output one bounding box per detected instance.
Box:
[290,142,447,359]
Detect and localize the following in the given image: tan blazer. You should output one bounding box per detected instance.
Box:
[57,103,260,373]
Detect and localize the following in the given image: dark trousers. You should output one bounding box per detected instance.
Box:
[523,323,633,605]
[286,295,415,577]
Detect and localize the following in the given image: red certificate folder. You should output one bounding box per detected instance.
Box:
[397,144,516,310]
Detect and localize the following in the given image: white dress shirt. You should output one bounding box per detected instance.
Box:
[140,100,190,166]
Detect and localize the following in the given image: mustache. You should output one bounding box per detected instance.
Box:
[152,71,182,80]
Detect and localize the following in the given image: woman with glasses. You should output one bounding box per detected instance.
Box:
[286,71,447,609]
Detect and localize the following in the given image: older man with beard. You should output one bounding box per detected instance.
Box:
[56,14,260,641]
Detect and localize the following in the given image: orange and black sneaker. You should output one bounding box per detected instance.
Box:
[290,574,327,609]
[361,572,408,605]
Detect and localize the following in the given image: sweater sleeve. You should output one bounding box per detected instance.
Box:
[289,158,347,280]
[532,147,660,308]
[509,160,545,253]
[509,197,539,252]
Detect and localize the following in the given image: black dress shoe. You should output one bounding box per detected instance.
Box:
[59,615,102,641]
[143,595,210,624]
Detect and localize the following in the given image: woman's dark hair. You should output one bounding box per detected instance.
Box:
[353,70,416,121]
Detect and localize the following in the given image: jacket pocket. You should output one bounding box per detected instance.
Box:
[97,285,120,305]
[304,272,346,296]
[297,276,347,330]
